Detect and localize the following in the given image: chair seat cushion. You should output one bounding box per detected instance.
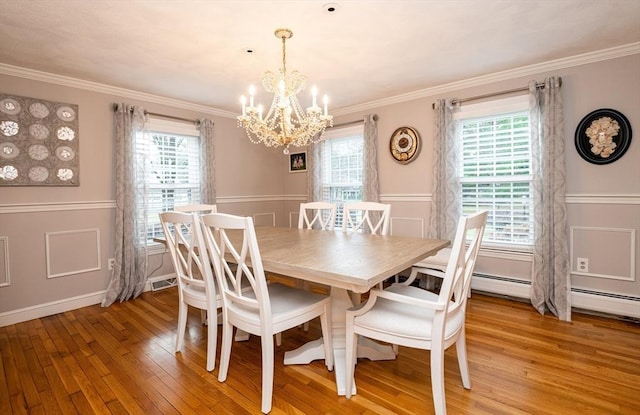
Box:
[267,283,330,317]
[354,285,463,341]
[229,283,329,325]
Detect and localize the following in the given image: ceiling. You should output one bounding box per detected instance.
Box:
[1,1,639,115]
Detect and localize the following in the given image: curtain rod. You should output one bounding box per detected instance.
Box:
[112,103,199,124]
[329,114,378,129]
[431,78,562,109]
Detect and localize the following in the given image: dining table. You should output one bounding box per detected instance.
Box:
[247,226,449,396]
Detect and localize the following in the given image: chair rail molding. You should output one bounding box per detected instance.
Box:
[0,201,116,214]
[3,193,636,215]
[565,194,640,205]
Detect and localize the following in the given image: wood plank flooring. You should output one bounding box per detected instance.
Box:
[1,287,639,414]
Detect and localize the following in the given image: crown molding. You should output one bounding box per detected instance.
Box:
[332,42,640,116]
[0,63,237,119]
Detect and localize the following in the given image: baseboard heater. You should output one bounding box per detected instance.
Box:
[472,272,640,319]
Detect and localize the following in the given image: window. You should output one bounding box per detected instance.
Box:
[456,95,533,248]
[138,118,202,243]
[319,125,364,228]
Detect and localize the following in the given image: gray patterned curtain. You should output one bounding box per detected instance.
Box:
[197,118,216,204]
[428,99,460,241]
[307,140,323,203]
[102,104,148,307]
[362,114,380,202]
[529,77,571,321]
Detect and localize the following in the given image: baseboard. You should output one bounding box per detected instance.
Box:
[0,290,106,327]
[2,272,637,327]
[0,273,177,327]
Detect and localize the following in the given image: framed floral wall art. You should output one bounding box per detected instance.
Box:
[0,94,79,186]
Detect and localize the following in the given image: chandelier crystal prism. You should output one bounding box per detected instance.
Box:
[237,28,333,154]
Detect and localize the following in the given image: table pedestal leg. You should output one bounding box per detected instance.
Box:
[283,287,396,396]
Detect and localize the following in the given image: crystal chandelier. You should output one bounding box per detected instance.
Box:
[237,28,333,154]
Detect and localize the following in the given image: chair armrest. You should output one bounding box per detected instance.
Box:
[348,287,446,319]
[398,266,446,286]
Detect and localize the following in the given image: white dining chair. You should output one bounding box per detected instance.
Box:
[342,201,392,295]
[341,201,391,235]
[174,203,217,214]
[200,212,334,414]
[298,201,337,231]
[345,211,487,415]
[297,201,337,330]
[159,211,220,372]
[173,204,218,324]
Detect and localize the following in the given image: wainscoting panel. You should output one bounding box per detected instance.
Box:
[0,236,9,287]
[570,226,635,281]
[45,228,101,278]
[253,212,276,227]
[390,217,425,238]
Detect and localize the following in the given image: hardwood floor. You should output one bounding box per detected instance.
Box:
[1,287,639,414]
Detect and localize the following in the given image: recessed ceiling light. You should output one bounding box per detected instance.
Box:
[323,2,339,14]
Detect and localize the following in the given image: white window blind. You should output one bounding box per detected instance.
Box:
[458,96,533,247]
[137,119,201,243]
[319,125,364,228]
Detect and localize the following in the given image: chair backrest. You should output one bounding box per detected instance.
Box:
[159,211,216,297]
[439,211,487,320]
[200,213,271,322]
[341,202,391,235]
[174,204,218,214]
[298,202,337,230]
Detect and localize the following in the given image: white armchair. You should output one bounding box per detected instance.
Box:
[345,211,487,415]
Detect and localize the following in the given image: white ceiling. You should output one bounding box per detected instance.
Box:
[1,0,639,115]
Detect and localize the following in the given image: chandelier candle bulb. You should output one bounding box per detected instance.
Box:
[323,95,328,116]
[241,96,246,116]
[312,86,318,108]
[249,85,255,107]
[237,28,333,154]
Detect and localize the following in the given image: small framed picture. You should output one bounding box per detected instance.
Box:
[289,151,307,173]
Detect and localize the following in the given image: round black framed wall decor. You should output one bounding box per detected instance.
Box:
[574,108,632,165]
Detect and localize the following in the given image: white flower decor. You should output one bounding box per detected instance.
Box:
[585,116,620,158]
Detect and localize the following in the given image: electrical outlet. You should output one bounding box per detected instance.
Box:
[577,257,589,273]
[108,258,115,271]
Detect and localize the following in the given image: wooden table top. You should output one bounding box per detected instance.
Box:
[250,227,449,293]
